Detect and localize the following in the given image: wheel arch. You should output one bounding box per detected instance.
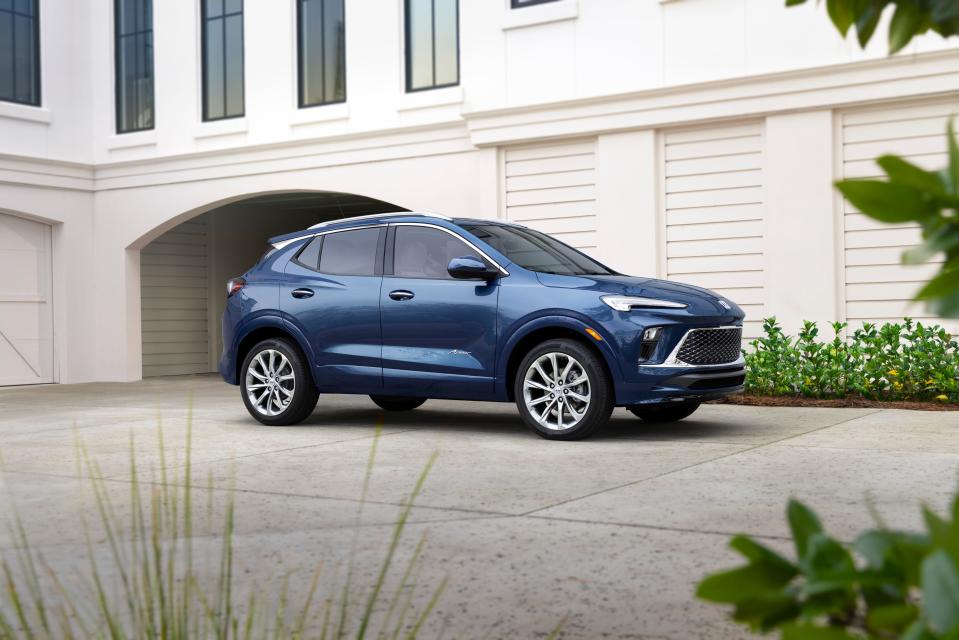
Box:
[232,316,319,388]
[499,316,622,402]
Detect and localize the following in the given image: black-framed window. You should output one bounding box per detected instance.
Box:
[318,228,380,276]
[404,0,458,92]
[510,0,560,7]
[297,0,345,108]
[0,0,41,106]
[115,0,154,133]
[393,225,477,280]
[201,0,244,121]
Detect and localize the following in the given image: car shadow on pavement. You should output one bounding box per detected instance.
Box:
[290,404,743,442]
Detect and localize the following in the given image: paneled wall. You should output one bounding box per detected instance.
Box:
[662,122,767,340]
[504,139,598,251]
[840,98,959,333]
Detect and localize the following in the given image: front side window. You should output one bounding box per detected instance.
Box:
[0,0,40,106]
[404,0,458,92]
[318,228,380,276]
[297,0,345,107]
[462,224,613,276]
[393,226,477,279]
[115,0,154,133]
[201,0,244,121]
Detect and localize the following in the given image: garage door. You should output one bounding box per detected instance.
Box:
[661,122,767,341]
[840,98,959,333]
[504,139,598,251]
[140,214,211,377]
[0,212,54,386]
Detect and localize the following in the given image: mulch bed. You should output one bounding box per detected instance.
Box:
[708,394,959,412]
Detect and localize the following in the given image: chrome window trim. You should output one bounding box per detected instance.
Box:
[271,221,510,277]
[307,212,452,230]
[272,223,389,251]
[390,222,510,276]
[642,326,744,369]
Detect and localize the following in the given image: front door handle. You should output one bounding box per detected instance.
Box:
[388,289,414,301]
[291,288,314,299]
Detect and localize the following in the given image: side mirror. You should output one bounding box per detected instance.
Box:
[448,256,499,281]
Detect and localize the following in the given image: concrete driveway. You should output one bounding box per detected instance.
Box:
[0,376,957,638]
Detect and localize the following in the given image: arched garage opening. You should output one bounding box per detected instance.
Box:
[140,191,407,378]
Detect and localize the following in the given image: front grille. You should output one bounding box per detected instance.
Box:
[676,327,742,365]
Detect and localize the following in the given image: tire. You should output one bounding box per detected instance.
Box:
[240,338,319,426]
[514,339,614,440]
[370,395,426,411]
[628,401,701,423]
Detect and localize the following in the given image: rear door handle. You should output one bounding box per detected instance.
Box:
[388,289,414,301]
[291,288,314,299]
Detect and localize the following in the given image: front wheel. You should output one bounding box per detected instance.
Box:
[514,339,614,440]
[628,401,701,423]
[370,395,426,411]
[240,338,319,426]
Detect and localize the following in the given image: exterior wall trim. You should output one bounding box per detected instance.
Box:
[464,49,959,146]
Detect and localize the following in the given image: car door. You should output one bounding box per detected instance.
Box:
[281,226,385,393]
[381,223,500,398]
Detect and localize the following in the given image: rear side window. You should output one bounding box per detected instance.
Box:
[294,236,322,269]
[318,228,380,276]
[393,225,479,279]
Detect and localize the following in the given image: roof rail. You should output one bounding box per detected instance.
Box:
[307,211,452,230]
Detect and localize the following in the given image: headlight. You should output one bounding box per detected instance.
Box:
[601,295,687,311]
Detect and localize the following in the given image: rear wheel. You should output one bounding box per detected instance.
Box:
[240,338,319,426]
[370,395,426,411]
[514,339,614,440]
[628,401,701,423]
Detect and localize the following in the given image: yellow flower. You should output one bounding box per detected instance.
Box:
[937,395,949,402]
[887,369,898,377]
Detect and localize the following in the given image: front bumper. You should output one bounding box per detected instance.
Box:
[615,360,746,405]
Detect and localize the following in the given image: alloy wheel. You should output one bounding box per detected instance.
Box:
[522,352,591,431]
[245,349,295,416]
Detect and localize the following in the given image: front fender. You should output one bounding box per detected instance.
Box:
[495,314,624,399]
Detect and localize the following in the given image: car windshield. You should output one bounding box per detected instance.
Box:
[461,224,614,276]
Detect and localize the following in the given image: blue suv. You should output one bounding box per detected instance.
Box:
[219,213,745,440]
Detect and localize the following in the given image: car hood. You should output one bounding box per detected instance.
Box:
[534,272,743,318]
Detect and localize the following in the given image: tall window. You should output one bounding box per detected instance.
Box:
[404,0,458,92]
[115,0,154,133]
[201,0,244,121]
[0,0,40,106]
[297,0,345,108]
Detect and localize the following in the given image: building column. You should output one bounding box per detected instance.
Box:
[595,130,659,277]
[763,110,840,333]
[92,242,142,382]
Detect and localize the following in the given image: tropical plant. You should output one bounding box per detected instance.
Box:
[785,0,959,53]
[783,0,959,318]
[697,494,959,639]
[0,412,447,639]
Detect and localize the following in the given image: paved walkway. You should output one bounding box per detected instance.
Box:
[0,376,956,638]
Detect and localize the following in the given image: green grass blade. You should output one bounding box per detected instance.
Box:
[403,576,448,640]
[357,450,438,640]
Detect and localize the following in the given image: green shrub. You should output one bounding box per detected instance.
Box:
[744,318,959,403]
[697,494,959,639]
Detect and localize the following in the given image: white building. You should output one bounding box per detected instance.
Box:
[0,0,957,386]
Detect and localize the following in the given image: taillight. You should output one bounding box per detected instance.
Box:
[227,277,246,297]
